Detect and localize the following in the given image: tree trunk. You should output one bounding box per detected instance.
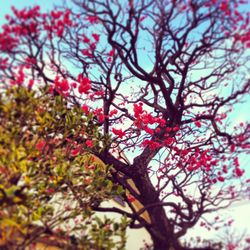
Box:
[152,236,217,250]
[152,238,178,250]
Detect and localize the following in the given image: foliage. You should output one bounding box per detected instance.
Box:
[0,87,127,249]
[0,0,250,249]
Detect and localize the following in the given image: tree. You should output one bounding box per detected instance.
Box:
[0,0,250,249]
[0,87,128,249]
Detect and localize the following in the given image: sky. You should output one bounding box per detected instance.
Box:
[0,0,249,248]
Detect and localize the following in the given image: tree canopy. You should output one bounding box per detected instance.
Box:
[0,87,128,249]
[0,0,250,249]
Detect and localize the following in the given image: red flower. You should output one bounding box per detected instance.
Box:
[141,139,160,149]
[139,15,147,22]
[164,137,174,145]
[78,85,91,94]
[63,9,72,26]
[93,108,105,122]
[77,74,90,85]
[235,168,244,177]
[36,139,46,151]
[98,113,105,122]
[233,157,239,167]
[60,79,70,92]
[165,127,172,133]
[230,144,236,152]
[92,33,100,42]
[0,57,9,70]
[71,82,77,88]
[71,148,81,156]
[86,16,99,24]
[56,26,64,37]
[220,2,228,12]
[218,176,225,182]
[133,102,144,118]
[78,75,91,94]
[54,76,70,93]
[109,109,118,117]
[86,140,93,148]
[25,56,36,65]
[127,194,136,202]
[112,128,126,139]
[90,42,96,50]
[81,49,92,57]
[81,104,89,114]
[46,188,55,194]
[200,222,206,227]
[28,79,34,89]
[83,36,90,43]
[92,90,104,97]
[108,49,115,57]
[195,121,202,128]
[51,10,62,19]
[144,126,154,135]
[222,165,228,173]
